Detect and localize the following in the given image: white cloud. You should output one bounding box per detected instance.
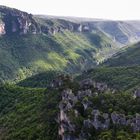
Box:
[0,0,139,20]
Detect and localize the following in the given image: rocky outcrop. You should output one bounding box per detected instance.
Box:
[1,6,140,46]
[0,22,5,35]
[134,89,140,98]
[77,23,91,32]
[50,74,73,89]
[57,78,140,139]
[80,78,109,92]
[58,80,112,139]
[0,6,40,35]
[58,89,78,140]
[83,110,140,132]
[0,6,92,36]
[83,110,110,130]
[0,6,94,37]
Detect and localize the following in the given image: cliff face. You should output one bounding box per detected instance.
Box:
[1,6,140,46]
[0,6,41,35]
[0,6,92,36]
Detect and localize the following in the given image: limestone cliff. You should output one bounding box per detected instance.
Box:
[1,5,140,46]
[0,6,41,35]
[0,6,92,36]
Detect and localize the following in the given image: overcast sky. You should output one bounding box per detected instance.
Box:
[0,0,139,20]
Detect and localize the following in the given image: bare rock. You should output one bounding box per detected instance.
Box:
[0,22,5,35]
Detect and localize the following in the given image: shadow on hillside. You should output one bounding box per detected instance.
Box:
[0,34,64,82]
[17,71,59,88]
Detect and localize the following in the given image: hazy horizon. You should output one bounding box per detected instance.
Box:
[0,0,140,20]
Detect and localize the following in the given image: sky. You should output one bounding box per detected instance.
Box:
[0,0,139,20]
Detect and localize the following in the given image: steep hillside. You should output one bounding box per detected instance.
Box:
[77,66,140,92]
[95,21,140,45]
[40,15,140,46]
[18,63,140,92]
[0,6,120,83]
[104,42,140,67]
[73,40,140,93]
[0,31,118,83]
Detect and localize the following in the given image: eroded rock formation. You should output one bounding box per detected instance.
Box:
[57,78,140,139]
[0,6,40,35]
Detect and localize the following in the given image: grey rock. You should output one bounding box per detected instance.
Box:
[134,89,140,98]
[0,23,5,35]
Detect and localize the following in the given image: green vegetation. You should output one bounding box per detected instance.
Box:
[17,71,60,88]
[104,42,140,67]
[1,75,140,139]
[0,84,60,140]
[77,66,140,92]
[0,30,117,83]
[70,92,140,139]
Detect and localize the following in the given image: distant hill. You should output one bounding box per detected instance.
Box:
[37,15,140,45]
